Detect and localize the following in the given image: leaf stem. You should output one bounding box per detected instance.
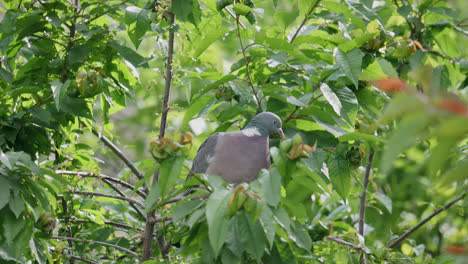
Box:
[387,191,466,249]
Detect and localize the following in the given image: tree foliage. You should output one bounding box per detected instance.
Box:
[0,0,467,263]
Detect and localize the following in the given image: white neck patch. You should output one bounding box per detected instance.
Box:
[242,127,261,137]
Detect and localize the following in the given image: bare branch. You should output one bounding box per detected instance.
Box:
[70,255,98,264]
[358,151,375,237]
[327,236,363,251]
[236,15,263,112]
[72,191,144,209]
[51,236,138,257]
[56,170,147,199]
[58,218,145,233]
[289,0,321,43]
[388,192,466,249]
[86,125,144,180]
[143,1,176,260]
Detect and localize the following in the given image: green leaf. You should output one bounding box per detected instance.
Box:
[9,191,25,218]
[290,221,312,250]
[338,132,384,145]
[259,168,281,207]
[67,45,91,66]
[334,48,364,88]
[259,206,276,249]
[375,193,392,213]
[206,189,232,257]
[125,6,150,49]
[237,211,266,260]
[144,184,160,213]
[327,154,351,200]
[438,158,468,187]
[158,155,184,197]
[274,10,298,29]
[270,147,287,180]
[0,178,9,210]
[182,94,215,129]
[107,42,149,68]
[233,4,253,16]
[50,80,69,111]
[3,210,25,242]
[173,200,204,222]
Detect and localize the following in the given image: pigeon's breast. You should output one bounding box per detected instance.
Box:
[206,133,270,183]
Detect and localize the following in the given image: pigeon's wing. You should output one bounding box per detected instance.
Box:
[187,132,220,178]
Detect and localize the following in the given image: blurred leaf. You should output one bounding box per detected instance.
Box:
[173,200,204,222]
[50,80,69,111]
[107,42,149,68]
[375,193,392,213]
[259,205,276,248]
[381,115,431,174]
[237,211,266,260]
[437,158,468,187]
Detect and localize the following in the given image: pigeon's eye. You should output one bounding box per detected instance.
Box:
[273,120,276,124]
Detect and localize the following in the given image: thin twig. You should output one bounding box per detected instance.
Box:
[284,106,300,123]
[236,15,263,112]
[358,151,374,237]
[56,170,147,199]
[103,178,145,219]
[289,0,321,43]
[327,236,363,251]
[87,125,144,180]
[72,191,144,208]
[387,192,466,249]
[51,236,138,257]
[62,197,74,264]
[143,1,176,260]
[70,255,98,264]
[58,218,145,233]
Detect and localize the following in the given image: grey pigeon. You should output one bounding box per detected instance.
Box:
[189,112,284,184]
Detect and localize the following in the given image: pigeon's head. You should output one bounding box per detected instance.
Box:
[246,112,284,138]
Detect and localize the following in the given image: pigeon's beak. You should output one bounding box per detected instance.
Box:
[278,128,284,138]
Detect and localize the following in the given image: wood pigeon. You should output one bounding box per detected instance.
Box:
[188,112,284,184]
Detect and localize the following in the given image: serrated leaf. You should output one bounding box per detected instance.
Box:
[9,192,25,218]
[0,178,9,210]
[334,48,364,88]
[107,42,149,68]
[182,94,215,129]
[328,154,351,200]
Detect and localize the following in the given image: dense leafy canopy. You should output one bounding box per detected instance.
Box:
[0,0,467,263]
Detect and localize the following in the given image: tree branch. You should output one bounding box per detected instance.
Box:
[289,0,321,43]
[70,255,98,264]
[51,236,138,257]
[56,170,147,199]
[358,151,374,237]
[236,15,263,112]
[143,2,176,260]
[388,191,466,249]
[58,218,145,233]
[86,125,144,180]
[327,236,363,251]
[72,191,144,209]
